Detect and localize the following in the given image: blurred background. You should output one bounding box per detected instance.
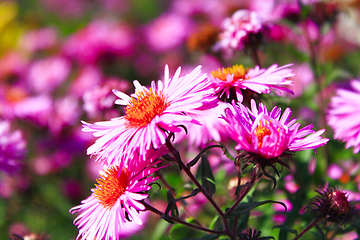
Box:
[1,0,360,239]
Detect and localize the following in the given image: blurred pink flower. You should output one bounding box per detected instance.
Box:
[64,20,134,64]
[327,160,359,184]
[223,100,329,160]
[70,149,166,240]
[7,95,53,125]
[0,52,28,80]
[287,63,314,97]
[327,80,360,153]
[21,28,58,53]
[83,78,131,118]
[0,121,26,175]
[70,66,103,98]
[27,57,70,94]
[210,64,294,102]
[144,13,193,53]
[214,9,264,53]
[48,96,80,134]
[83,65,217,167]
[284,175,299,193]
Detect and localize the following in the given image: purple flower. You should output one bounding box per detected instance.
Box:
[63,20,134,64]
[83,65,217,167]
[210,64,294,102]
[214,9,264,54]
[0,121,26,175]
[70,148,167,240]
[327,80,360,153]
[144,13,193,53]
[223,100,328,162]
[26,56,71,94]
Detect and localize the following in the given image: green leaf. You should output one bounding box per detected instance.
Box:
[187,145,225,168]
[315,224,325,240]
[198,154,216,197]
[166,188,179,219]
[163,189,200,223]
[226,200,287,218]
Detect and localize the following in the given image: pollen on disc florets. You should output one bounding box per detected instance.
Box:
[94,166,129,209]
[254,121,272,148]
[125,89,169,128]
[211,65,248,83]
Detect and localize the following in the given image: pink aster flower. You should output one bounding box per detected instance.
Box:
[144,12,193,53]
[214,9,264,54]
[210,64,294,102]
[327,80,360,153]
[63,20,134,65]
[83,65,217,167]
[223,100,328,163]
[70,149,166,240]
[0,121,26,175]
[26,56,71,94]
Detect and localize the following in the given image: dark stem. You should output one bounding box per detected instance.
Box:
[156,171,203,226]
[250,45,261,68]
[165,138,236,240]
[232,164,243,231]
[293,217,323,240]
[225,167,259,216]
[143,201,223,235]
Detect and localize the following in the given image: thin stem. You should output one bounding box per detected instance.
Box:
[143,201,223,235]
[293,217,323,240]
[250,46,262,68]
[225,168,259,216]
[165,139,224,216]
[165,138,236,240]
[156,171,203,226]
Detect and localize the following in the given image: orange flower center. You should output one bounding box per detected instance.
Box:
[124,89,169,128]
[255,121,271,148]
[94,166,129,209]
[211,65,247,83]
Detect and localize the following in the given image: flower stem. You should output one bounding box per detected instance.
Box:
[225,167,259,215]
[156,171,203,226]
[165,138,236,240]
[293,217,322,240]
[143,201,224,235]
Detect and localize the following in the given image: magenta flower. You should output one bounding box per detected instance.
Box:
[210,64,294,102]
[0,121,26,175]
[70,149,166,240]
[144,12,193,53]
[327,80,360,153]
[63,20,134,64]
[223,100,328,162]
[83,65,217,167]
[214,9,264,53]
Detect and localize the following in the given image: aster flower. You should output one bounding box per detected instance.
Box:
[83,64,217,167]
[210,64,294,103]
[308,187,360,228]
[222,100,328,169]
[327,80,360,153]
[0,121,26,175]
[214,9,264,54]
[70,148,167,240]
